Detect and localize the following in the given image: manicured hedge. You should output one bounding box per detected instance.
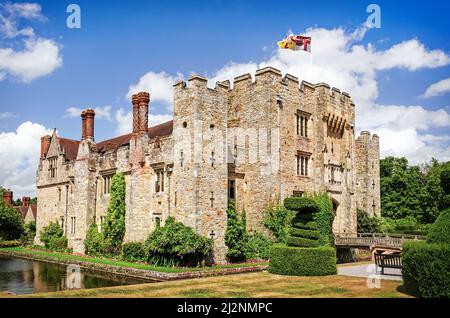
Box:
[402,241,450,298]
[269,244,337,276]
[286,236,321,247]
[284,197,318,214]
[292,221,317,230]
[289,228,320,240]
[427,209,450,245]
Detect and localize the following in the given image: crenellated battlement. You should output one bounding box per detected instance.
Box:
[172,66,354,109]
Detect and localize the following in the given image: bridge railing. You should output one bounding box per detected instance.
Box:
[334,233,426,248]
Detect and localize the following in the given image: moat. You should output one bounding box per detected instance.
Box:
[0,255,150,295]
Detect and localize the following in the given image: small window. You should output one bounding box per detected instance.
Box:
[58,188,62,201]
[174,191,177,207]
[228,180,236,200]
[210,191,214,207]
[103,175,113,194]
[70,217,76,235]
[155,217,161,228]
[296,154,310,176]
[155,169,164,193]
[182,122,187,128]
[210,124,215,130]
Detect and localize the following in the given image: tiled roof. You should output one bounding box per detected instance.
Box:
[14,205,37,220]
[59,137,80,161]
[96,120,173,153]
[55,120,173,160]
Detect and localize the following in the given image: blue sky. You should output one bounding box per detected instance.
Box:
[0,0,449,196]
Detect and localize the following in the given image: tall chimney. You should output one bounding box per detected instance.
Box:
[22,196,30,207]
[138,92,149,134]
[3,191,13,207]
[81,109,95,140]
[40,135,51,159]
[132,93,140,134]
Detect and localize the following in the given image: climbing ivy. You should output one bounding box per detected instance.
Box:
[102,172,126,255]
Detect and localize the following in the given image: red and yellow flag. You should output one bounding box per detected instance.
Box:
[278,34,311,52]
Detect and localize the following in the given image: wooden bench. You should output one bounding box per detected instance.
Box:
[374,251,402,275]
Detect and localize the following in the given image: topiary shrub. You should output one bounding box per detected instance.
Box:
[312,192,334,245]
[40,221,67,251]
[269,196,337,276]
[402,241,450,298]
[122,242,146,262]
[427,209,450,245]
[85,223,104,256]
[244,231,272,260]
[269,244,337,276]
[284,197,318,214]
[144,217,212,267]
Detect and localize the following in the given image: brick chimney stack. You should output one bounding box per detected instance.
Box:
[3,191,13,207]
[22,196,30,207]
[81,109,95,140]
[138,92,149,134]
[132,92,149,135]
[40,135,51,159]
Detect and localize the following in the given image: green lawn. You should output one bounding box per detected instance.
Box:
[10,271,411,298]
[0,247,267,273]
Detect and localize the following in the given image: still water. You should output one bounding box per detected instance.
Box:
[0,255,151,295]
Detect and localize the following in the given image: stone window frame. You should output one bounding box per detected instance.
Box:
[48,156,58,178]
[70,217,76,235]
[296,151,312,176]
[296,110,311,138]
[100,169,116,195]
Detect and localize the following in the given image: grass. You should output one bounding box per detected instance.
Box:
[0,247,267,273]
[10,272,411,298]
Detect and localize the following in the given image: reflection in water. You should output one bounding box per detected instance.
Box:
[0,256,152,295]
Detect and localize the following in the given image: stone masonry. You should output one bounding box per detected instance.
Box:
[35,66,380,263]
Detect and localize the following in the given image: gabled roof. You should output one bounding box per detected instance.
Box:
[96,120,173,153]
[14,205,37,220]
[58,137,80,161]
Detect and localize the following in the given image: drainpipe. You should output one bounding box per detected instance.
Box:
[93,177,98,224]
[65,184,69,235]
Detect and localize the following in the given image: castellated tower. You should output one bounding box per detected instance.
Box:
[35,66,380,262]
[355,131,381,217]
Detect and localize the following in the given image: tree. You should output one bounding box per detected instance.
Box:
[225,200,247,262]
[102,172,126,255]
[0,203,24,240]
[380,157,430,222]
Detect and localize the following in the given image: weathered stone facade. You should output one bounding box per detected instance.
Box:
[35,67,380,263]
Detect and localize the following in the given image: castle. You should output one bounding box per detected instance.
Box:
[35,67,380,262]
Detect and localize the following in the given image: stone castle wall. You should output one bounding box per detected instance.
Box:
[36,66,381,262]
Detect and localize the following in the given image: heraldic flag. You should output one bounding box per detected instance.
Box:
[278,34,311,52]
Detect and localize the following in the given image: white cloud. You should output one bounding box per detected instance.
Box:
[0,2,44,39]
[115,108,172,136]
[0,2,62,82]
[65,106,113,121]
[0,121,52,197]
[422,77,450,98]
[126,71,183,111]
[0,37,62,83]
[208,26,450,164]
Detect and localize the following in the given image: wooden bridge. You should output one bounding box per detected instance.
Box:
[334,233,426,249]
